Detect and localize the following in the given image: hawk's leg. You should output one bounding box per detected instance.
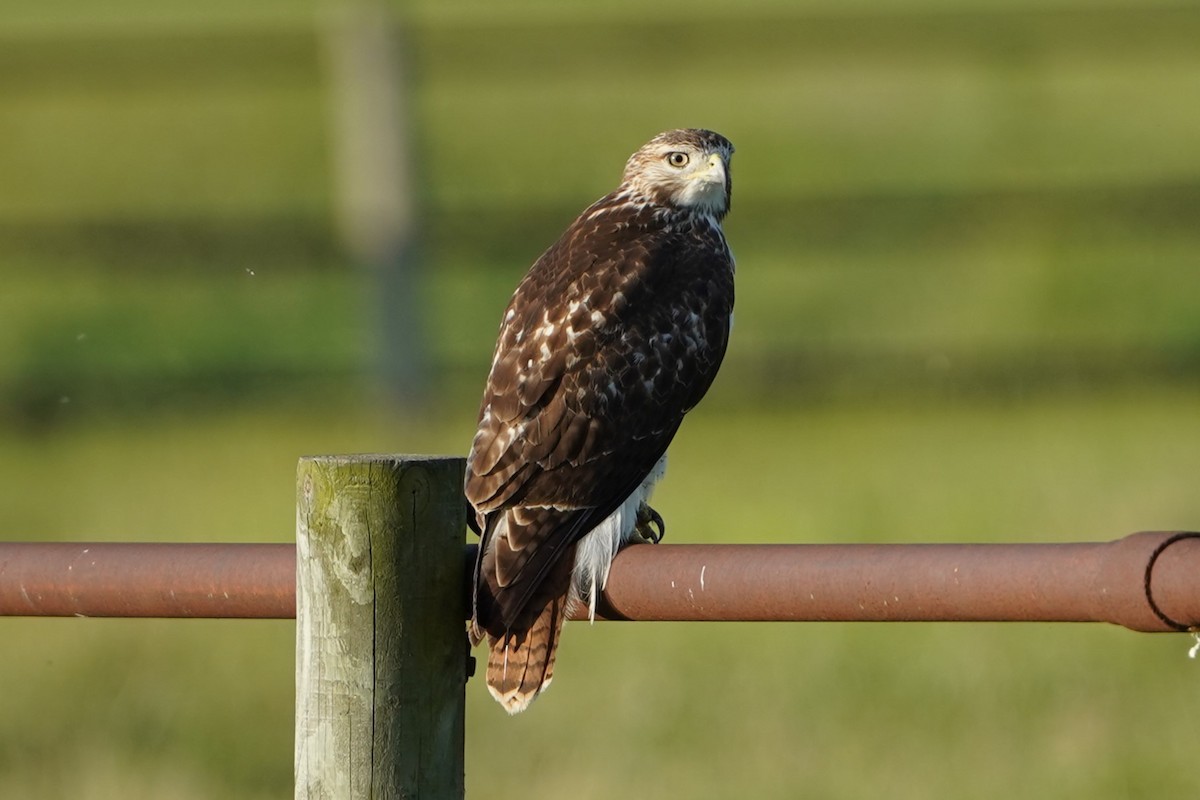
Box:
[634,503,666,543]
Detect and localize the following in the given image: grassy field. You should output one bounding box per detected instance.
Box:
[4,0,1200,411]
[2,0,1199,797]
[2,394,1200,798]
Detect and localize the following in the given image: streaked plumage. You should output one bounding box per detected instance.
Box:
[466,128,736,713]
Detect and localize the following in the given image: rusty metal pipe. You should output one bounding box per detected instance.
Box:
[0,542,295,618]
[1,533,1197,631]
[581,531,1200,632]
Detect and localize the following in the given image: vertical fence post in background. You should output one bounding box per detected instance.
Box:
[295,455,466,799]
[321,0,428,406]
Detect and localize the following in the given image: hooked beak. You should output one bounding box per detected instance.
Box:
[689,152,726,186]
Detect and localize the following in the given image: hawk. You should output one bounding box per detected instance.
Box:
[466,128,736,713]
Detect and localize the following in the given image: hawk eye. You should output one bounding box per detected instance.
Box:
[666,151,690,168]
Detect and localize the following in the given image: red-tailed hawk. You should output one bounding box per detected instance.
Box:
[466,128,736,713]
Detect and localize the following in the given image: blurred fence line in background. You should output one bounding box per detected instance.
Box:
[3,2,1200,423]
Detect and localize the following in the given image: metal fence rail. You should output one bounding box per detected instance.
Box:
[2,533,1197,632]
[0,542,294,618]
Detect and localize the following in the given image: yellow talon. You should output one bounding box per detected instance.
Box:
[635,504,666,543]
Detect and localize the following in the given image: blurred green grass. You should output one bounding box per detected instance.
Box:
[3,395,1200,798]
[4,0,1200,413]
[2,0,1200,797]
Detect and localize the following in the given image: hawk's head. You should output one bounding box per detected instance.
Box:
[621,128,734,220]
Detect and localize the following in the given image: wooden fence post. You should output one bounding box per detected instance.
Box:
[295,455,466,799]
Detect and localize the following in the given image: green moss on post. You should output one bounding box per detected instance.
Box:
[295,455,466,799]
